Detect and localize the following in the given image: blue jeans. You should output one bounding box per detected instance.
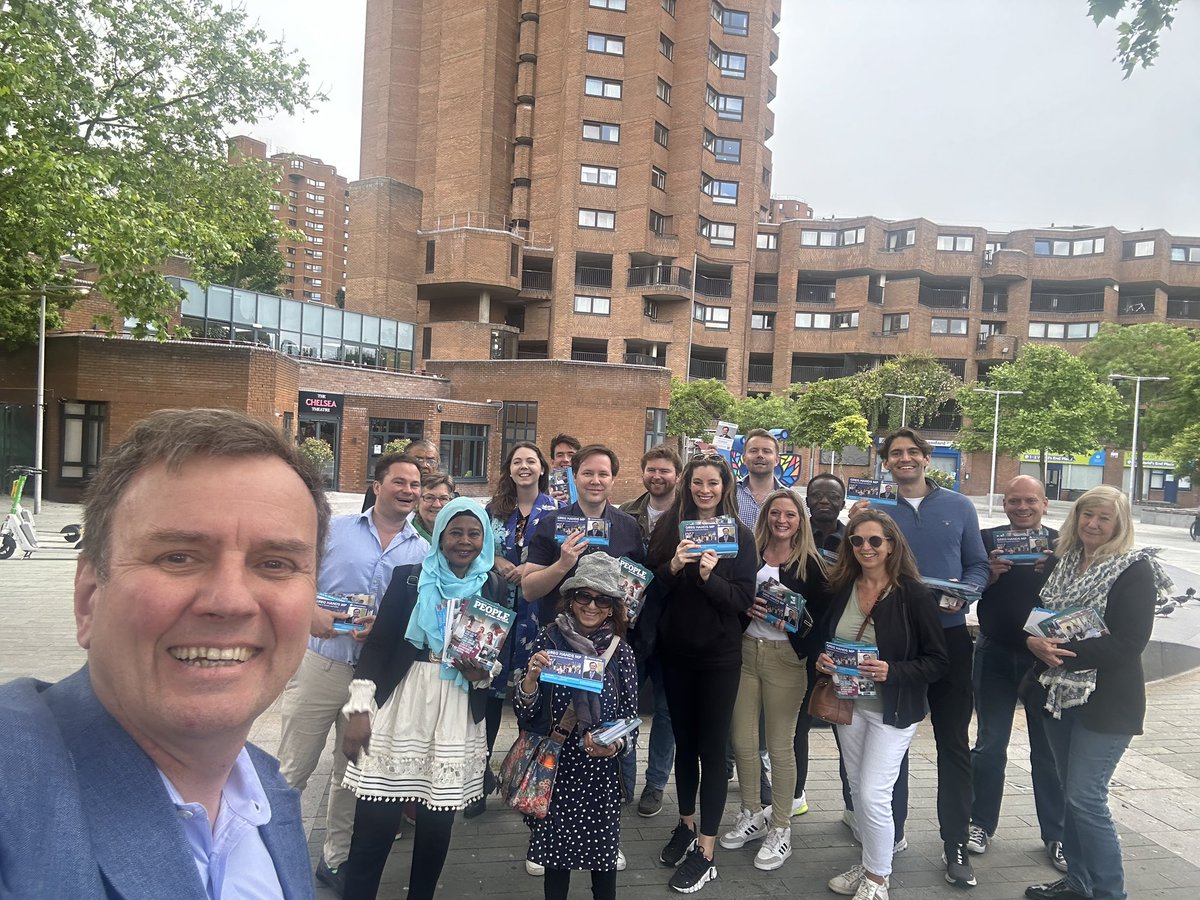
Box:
[1044,710,1132,900]
[621,653,675,794]
[971,635,1065,841]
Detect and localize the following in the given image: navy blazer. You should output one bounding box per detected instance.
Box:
[0,668,313,900]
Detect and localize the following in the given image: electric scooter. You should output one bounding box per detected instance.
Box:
[0,467,84,560]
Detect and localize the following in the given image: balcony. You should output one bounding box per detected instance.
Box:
[1118,295,1156,317]
[1030,291,1104,314]
[919,286,969,310]
[520,270,552,295]
[624,353,666,367]
[627,265,691,296]
[921,413,963,432]
[753,282,778,303]
[1167,298,1200,321]
[575,266,613,290]
[790,364,844,383]
[796,283,835,304]
[748,363,774,383]
[689,359,727,380]
[695,274,733,299]
[571,350,608,363]
[980,293,1008,313]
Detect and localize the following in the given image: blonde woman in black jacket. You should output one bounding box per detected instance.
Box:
[816,509,948,900]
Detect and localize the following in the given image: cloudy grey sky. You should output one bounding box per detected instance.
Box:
[237,0,1199,235]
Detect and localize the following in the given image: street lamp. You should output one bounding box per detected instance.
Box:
[884,392,925,427]
[974,388,1023,519]
[1109,373,1170,505]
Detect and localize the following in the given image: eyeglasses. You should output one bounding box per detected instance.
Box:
[421,494,452,505]
[848,534,892,549]
[570,592,615,609]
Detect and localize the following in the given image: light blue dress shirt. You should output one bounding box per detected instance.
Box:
[310,510,431,665]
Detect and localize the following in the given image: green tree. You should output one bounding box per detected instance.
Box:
[730,393,803,441]
[667,378,736,439]
[850,354,963,431]
[0,0,321,346]
[1088,0,1179,77]
[790,379,871,454]
[208,232,287,295]
[956,345,1125,480]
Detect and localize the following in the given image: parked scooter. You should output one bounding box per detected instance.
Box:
[0,467,84,560]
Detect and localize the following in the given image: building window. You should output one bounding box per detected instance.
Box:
[425,240,435,273]
[440,423,488,483]
[1029,321,1100,340]
[649,210,670,236]
[705,85,744,120]
[60,401,105,482]
[584,76,622,98]
[751,312,775,330]
[645,408,668,451]
[653,121,669,148]
[756,232,778,250]
[936,234,975,252]
[574,294,610,316]
[661,0,675,15]
[659,33,674,59]
[501,402,538,462]
[587,32,625,55]
[712,1,749,35]
[367,419,424,477]
[304,206,324,217]
[883,313,909,333]
[306,178,326,188]
[698,216,736,247]
[589,0,625,8]
[644,298,659,320]
[694,303,731,329]
[800,227,863,247]
[1122,239,1155,259]
[581,164,618,186]
[1171,245,1200,263]
[931,317,969,335]
[702,129,741,163]
[290,159,304,169]
[656,77,672,104]
[701,173,738,204]
[1033,237,1105,257]
[306,221,324,231]
[795,312,859,329]
[709,42,747,78]
[583,121,620,143]
[307,236,324,245]
[578,208,616,230]
[650,166,667,191]
[886,228,915,250]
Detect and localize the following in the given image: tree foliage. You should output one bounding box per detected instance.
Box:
[790,380,871,451]
[0,0,321,346]
[667,378,736,438]
[208,231,287,295]
[956,345,1125,478]
[1087,0,1179,77]
[850,354,963,431]
[730,393,802,442]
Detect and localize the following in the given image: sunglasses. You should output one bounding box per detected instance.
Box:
[570,592,615,609]
[848,534,892,549]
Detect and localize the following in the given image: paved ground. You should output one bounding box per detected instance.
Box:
[4,496,1200,898]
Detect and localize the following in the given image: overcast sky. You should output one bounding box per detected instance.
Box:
[236,0,1199,235]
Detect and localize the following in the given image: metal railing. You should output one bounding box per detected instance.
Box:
[919,286,969,309]
[1167,299,1200,319]
[571,350,609,363]
[418,211,554,248]
[688,359,727,379]
[521,270,552,292]
[981,294,1008,313]
[796,283,836,304]
[695,274,732,299]
[753,282,779,303]
[517,350,549,359]
[790,365,843,383]
[1030,292,1105,314]
[1119,295,1155,316]
[574,267,613,289]
[624,353,666,366]
[747,363,774,383]
[627,265,692,290]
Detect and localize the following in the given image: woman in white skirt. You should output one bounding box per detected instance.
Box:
[340,497,509,900]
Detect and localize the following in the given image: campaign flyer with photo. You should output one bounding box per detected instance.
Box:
[316,592,378,633]
[993,527,1052,564]
[847,477,898,505]
[713,420,738,451]
[617,556,655,624]
[540,649,606,694]
[826,638,880,699]
[921,576,983,610]
[554,514,610,546]
[757,577,806,633]
[679,515,739,557]
[1025,606,1109,642]
[548,467,577,504]
[591,717,643,747]
[444,596,514,677]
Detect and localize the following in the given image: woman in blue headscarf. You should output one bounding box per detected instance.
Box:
[340,498,510,900]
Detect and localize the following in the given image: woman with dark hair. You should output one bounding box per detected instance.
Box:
[463,441,560,820]
[1023,486,1168,900]
[816,510,947,900]
[646,454,757,894]
[516,553,639,900]
[338,498,509,900]
[722,489,830,871]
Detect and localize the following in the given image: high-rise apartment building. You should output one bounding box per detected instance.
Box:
[231,136,350,305]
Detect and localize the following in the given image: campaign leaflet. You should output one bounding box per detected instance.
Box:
[846,477,898,506]
[678,515,739,557]
[921,576,983,611]
[316,592,377,633]
[757,577,806,633]
[826,638,879,699]
[444,596,514,678]
[554,514,610,547]
[548,467,577,504]
[993,527,1052,564]
[591,717,643,747]
[1025,606,1109,642]
[540,649,606,694]
[617,557,654,624]
[819,548,840,565]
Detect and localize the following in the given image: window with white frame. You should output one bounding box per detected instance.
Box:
[650,166,667,191]
[931,317,969,335]
[578,208,616,229]
[886,228,915,250]
[585,76,622,98]
[936,234,975,252]
[694,303,731,329]
[751,312,775,330]
[756,232,778,250]
[574,295,611,315]
[800,227,863,247]
[1033,237,1105,257]
[711,1,749,34]
[1028,321,1100,339]
[589,0,625,8]
[583,121,620,142]
[1171,245,1200,262]
[883,313,909,333]
[581,164,618,186]
[653,121,669,147]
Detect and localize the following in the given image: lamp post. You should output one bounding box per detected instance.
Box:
[1109,374,1170,505]
[974,388,1023,519]
[33,288,46,514]
[884,392,925,428]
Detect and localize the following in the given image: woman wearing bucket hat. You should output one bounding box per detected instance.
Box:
[516,553,639,900]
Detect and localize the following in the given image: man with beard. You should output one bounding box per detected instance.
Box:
[735,430,785,528]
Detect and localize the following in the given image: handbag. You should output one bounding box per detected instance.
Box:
[808,610,871,727]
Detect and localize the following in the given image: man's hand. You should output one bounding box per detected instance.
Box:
[350,614,376,642]
[550,488,571,506]
[342,711,372,763]
[988,550,1013,586]
[494,557,521,584]
[557,530,589,571]
[1026,635,1076,668]
[311,604,346,639]
[452,658,492,684]
[849,498,871,518]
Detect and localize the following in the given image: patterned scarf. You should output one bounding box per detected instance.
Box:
[1037,547,1171,717]
[551,613,616,729]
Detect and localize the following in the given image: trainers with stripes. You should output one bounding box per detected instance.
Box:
[719,806,770,849]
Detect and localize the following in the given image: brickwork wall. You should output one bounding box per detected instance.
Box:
[345,177,423,321]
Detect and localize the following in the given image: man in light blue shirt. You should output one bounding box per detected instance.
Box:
[277,452,429,895]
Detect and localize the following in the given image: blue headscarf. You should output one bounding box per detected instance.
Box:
[404,497,496,691]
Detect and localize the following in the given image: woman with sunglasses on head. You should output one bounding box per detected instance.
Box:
[815,510,947,900]
[646,453,757,893]
[722,489,831,872]
[516,553,639,900]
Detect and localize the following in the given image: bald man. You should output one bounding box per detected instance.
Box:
[968,476,1066,873]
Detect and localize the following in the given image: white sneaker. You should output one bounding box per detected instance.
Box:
[753,826,792,871]
[525,859,544,876]
[841,808,857,832]
[851,877,889,900]
[893,836,908,853]
[828,864,866,896]
[616,848,627,871]
[791,792,809,816]
[719,806,771,849]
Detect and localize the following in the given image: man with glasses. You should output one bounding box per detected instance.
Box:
[410,474,455,543]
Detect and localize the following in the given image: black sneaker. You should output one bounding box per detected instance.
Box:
[660,820,698,867]
[1046,840,1069,873]
[638,785,665,817]
[315,858,346,898]
[943,841,978,887]
[669,847,717,893]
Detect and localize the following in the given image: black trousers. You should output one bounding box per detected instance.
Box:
[343,798,456,900]
[545,868,617,900]
[661,658,742,837]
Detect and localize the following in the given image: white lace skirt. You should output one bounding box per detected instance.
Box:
[342,660,487,809]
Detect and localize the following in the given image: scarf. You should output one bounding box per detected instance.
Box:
[551,613,616,729]
[404,497,496,692]
[1037,546,1171,717]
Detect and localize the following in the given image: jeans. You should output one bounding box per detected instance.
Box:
[1044,711,1132,900]
[621,653,675,795]
[970,635,1065,841]
[835,727,908,842]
